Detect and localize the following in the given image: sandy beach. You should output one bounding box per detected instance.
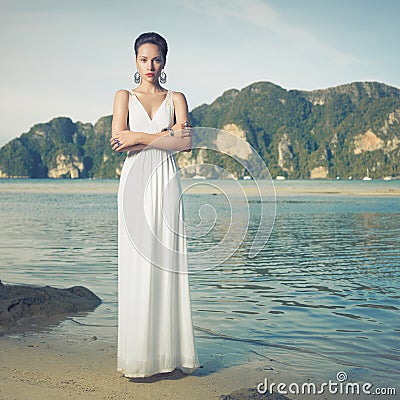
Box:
[181,179,400,197]
[1,330,377,400]
[0,331,301,400]
[1,178,399,197]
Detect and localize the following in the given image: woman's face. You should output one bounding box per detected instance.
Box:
[136,43,165,83]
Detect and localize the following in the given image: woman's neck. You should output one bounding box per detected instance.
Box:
[135,82,165,94]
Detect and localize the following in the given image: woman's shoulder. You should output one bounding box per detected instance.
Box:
[169,89,185,97]
[169,90,188,104]
[114,88,131,97]
[113,89,131,107]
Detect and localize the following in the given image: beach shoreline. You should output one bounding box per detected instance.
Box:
[1,330,380,400]
[0,178,399,197]
[0,331,299,400]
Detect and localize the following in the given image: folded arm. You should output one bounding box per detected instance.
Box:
[110,90,192,153]
[110,90,146,152]
[138,91,192,152]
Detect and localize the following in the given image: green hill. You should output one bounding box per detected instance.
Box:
[0,81,399,179]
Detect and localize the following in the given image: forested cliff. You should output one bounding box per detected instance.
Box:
[1,81,399,179]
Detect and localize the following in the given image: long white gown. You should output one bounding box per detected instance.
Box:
[117,89,200,378]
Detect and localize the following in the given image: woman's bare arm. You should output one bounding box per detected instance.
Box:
[111,89,146,152]
[173,91,192,154]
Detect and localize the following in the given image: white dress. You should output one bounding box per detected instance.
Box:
[117,89,200,378]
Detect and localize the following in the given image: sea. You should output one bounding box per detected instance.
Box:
[0,178,399,389]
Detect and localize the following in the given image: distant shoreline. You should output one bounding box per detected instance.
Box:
[1,178,399,196]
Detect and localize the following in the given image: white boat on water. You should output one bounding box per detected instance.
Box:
[363,168,372,181]
[276,175,286,180]
[383,176,392,180]
[192,175,206,180]
[243,175,252,180]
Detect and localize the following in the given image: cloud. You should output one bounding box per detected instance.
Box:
[178,0,357,65]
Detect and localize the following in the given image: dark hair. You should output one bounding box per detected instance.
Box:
[134,32,168,61]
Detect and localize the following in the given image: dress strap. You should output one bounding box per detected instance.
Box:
[168,90,175,122]
[127,89,131,130]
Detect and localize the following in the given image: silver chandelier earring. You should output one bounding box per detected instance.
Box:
[134,71,141,84]
[160,69,167,84]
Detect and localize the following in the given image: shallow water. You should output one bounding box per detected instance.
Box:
[0,178,399,388]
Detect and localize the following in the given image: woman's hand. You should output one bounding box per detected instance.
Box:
[109,130,142,152]
[170,121,193,138]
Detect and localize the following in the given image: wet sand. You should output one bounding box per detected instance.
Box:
[0,332,297,400]
[1,178,399,197]
[182,179,400,197]
[1,331,370,399]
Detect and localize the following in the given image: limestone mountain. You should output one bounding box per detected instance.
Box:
[188,81,400,179]
[0,81,399,179]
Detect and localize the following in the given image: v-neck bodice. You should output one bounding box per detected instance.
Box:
[131,90,170,121]
[128,89,174,134]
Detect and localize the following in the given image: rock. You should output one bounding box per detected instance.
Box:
[47,154,85,178]
[0,279,102,335]
[219,387,291,400]
[353,129,384,154]
[217,124,253,161]
[278,132,294,173]
[310,166,329,179]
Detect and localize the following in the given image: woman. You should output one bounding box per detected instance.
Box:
[110,32,200,378]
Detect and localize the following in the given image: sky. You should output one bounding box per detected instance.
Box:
[0,0,399,146]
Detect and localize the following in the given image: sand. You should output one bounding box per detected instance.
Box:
[0,331,293,400]
[180,179,400,198]
[2,330,371,400]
